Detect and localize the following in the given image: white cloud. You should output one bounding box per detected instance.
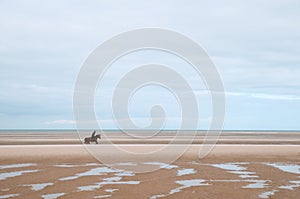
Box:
[44,119,75,125]
[194,89,300,101]
[226,91,300,101]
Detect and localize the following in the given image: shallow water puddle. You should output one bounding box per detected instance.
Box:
[176,179,210,187]
[279,185,295,190]
[78,184,100,191]
[0,163,36,170]
[238,174,259,179]
[42,193,65,199]
[0,194,19,199]
[211,163,247,171]
[279,180,300,190]
[77,172,139,192]
[25,182,53,191]
[210,179,269,189]
[229,171,258,178]
[103,176,122,181]
[242,180,269,189]
[143,162,178,169]
[110,162,137,166]
[77,180,140,191]
[102,181,140,185]
[0,169,39,180]
[85,163,101,166]
[151,179,210,199]
[259,190,278,198]
[94,195,112,198]
[177,168,196,176]
[54,164,79,168]
[265,163,300,174]
[59,167,122,181]
[105,188,118,193]
[210,163,261,179]
[114,171,135,177]
[55,163,101,168]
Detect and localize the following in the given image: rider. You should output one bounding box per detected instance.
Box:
[91,131,96,139]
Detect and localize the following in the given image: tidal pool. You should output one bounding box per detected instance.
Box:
[259,190,278,199]
[0,169,39,180]
[143,162,178,169]
[42,193,65,199]
[0,163,36,170]
[25,182,53,191]
[177,168,196,176]
[211,163,247,171]
[59,167,122,181]
[265,163,300,174]
[0,194,19,199]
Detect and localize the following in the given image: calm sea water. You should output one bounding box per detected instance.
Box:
[0,129,299,136]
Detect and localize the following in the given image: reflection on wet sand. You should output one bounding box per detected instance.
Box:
[0,161,299,198]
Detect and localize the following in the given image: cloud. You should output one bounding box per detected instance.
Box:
[193,89,300,101]
[226,91,300,101]
[99,116,212,129]
[43,116,211,129]
[44,119,75,125]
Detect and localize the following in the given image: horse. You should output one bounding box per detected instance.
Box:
[84,134,101,144]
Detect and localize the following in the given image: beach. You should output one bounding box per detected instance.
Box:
[0,131,300,198]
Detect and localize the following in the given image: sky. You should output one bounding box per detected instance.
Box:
[0,0,300,130]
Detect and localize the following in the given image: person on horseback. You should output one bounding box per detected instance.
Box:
[84,130,100,144]
[91,130,96,139]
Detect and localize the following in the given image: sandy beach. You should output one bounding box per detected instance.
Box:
[0,131,300,198]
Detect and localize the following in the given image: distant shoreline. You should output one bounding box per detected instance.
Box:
[0,130,300,145]
[0,129,300,132]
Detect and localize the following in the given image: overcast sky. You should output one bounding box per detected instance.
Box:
[0,0,300,130]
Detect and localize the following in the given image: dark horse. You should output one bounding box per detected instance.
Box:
[84,131,101,144]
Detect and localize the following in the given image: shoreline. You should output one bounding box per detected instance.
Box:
[1,130,300,145]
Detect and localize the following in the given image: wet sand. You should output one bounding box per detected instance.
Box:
[0,131,300,198]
